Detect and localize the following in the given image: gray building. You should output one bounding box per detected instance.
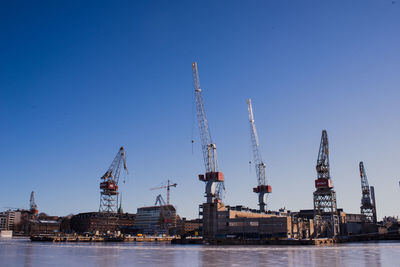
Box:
[134,205,176,235]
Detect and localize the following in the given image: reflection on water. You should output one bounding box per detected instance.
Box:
[0,239,399,267]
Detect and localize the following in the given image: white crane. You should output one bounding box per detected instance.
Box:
[193,62,225,203]
[247,99,271,212]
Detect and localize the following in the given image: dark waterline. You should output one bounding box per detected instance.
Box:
[1,238,400,267]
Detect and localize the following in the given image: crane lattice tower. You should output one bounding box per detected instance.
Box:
[313,130,340,237]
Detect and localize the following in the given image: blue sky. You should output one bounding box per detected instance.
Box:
[1,1,399,220]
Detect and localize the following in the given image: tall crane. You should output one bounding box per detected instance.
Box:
[192,62,225,203]
[99,147,128,213]
[30,191,38,215]
[359,161,377,224]
[313,130,340,237]
[247,99,271,212]
[150,180,177,205]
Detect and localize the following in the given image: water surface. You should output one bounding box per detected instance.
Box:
[1,238,399,267]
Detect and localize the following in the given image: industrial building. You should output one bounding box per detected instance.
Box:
[177,217,202,236]
[133,204,176,235]
[200,203,297,239]
[70,212,135,233]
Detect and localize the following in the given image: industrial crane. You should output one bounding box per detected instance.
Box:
[150,180,177,205]
[30,191,38,215]
[313,130,340,237]
[247,99,271,212]
[359,161,377,224]
[99,146,128,213]
[192,62,225,203]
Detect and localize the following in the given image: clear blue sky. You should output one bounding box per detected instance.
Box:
[1,1,399,220]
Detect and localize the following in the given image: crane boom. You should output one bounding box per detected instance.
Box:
[359,162,371,205]
[247,99,265,186]
[316,131,330,179]
[314,130,333,189]
[193,62,217,173]
[101,146,128,185]
[192,62,224,203]
[247,99,271,212]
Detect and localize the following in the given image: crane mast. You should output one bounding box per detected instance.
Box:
[192,62,224,203]
[313,130,340,237]
[247,99,271,212]
[99,146,128,213]
[359,162,377,224]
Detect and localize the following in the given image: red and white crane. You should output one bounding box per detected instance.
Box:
[99,146,128,213]
[192,62,225,203]
[247,99,271,212]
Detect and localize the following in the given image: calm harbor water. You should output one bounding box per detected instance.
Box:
[1,238,400,267]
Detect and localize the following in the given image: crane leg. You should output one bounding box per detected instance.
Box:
[205,181,217,203]
[258,192,267,212]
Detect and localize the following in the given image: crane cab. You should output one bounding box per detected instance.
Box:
[100,181,119,192]
[314,178,333,189]
[253,185,272,193]
[198,172,224,182]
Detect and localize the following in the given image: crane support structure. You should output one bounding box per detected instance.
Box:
[151,180,177,205]
[359,162,377,224]
[247,99,271,212]
[313,130,340,237]
[99,147,128,213]
[192,62,225,203]
[370,186,377,224]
